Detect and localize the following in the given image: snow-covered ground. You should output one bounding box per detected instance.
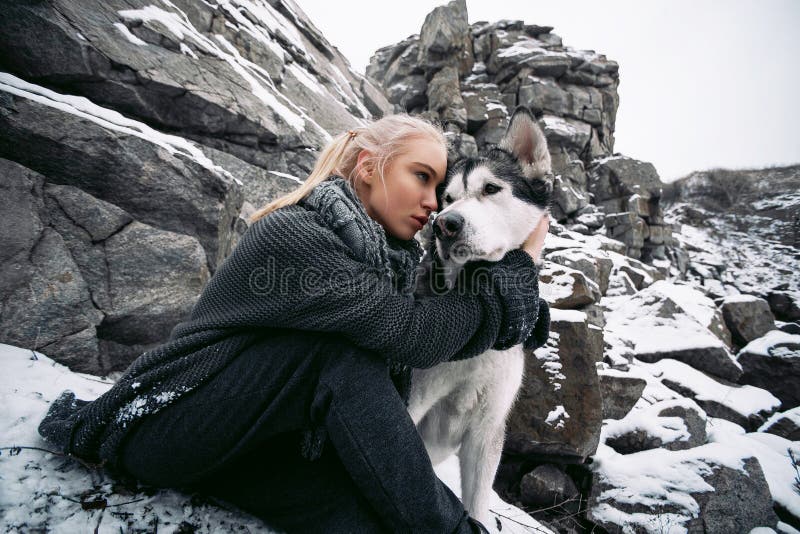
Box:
[0,343,550,533]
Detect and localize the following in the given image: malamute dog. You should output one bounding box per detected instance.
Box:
[409,106,552,526]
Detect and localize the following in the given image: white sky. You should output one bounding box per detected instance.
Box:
[298,0,800,183]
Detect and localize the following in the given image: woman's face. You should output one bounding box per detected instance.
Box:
[356,136,447,240]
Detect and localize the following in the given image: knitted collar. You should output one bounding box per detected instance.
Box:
[301,175,423,293]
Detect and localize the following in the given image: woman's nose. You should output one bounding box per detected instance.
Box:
[422,189,437,211]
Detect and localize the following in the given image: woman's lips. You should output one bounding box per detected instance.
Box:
[411,215,427,229]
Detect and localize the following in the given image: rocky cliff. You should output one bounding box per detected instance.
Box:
[1,1,797,533]
[0,0,391,373]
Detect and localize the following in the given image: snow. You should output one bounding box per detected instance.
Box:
[647,280,717,330]
[723,294,764,304]
[0,72,235,183]
[268,170,303,184]
[645,359,781,418]
[545,405,570,429]
[179,42,198,59]
[113,22,147,46]
[603,288,733,356]
[534,332,566,391]
[550,308,586,323]
[0,343,551,534]
[740,330,800,358]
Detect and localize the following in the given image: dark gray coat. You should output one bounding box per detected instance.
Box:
[38,176,549,472]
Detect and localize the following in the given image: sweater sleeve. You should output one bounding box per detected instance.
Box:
[178,208,543,369]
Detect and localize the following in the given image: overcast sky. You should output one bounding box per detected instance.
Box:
[298,0,799,183]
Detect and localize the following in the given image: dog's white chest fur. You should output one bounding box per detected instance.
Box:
[406,345,525,525]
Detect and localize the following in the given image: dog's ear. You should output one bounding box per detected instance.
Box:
[498,106,552,180]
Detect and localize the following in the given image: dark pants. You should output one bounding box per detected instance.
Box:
[119,330,472,533]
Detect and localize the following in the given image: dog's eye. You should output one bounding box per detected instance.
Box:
[483,183,501,195]
[444,194,453,204]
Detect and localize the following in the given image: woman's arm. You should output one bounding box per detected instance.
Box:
[175,207,543,368]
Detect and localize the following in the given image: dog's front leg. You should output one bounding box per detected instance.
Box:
[459,421,507,525]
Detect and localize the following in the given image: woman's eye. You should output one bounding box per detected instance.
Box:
[483,183,501,195]
[416,172,430,182]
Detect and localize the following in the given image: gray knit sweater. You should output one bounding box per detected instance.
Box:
[38,176,548,472]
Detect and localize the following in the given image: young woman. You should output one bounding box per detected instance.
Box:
[39,114,550,533]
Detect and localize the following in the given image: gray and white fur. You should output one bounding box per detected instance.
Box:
[409,107,552,525]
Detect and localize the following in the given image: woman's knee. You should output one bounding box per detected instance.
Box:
[313,334,392,394]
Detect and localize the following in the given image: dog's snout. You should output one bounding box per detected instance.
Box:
[434,212,464,240]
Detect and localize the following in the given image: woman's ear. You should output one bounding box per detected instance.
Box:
[356,150,375,184]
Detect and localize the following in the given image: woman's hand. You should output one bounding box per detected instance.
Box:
[521,213,550,264]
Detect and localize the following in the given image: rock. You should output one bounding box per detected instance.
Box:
[505,309,603,462]
[545,248,612,295]
[737,330,800,410]
[589,445,778,534]
[417,0,470,71]
[551,311,604,364]
[100,222,209,371]
[541,115,592,153]
[657,403,707,450]
[582,303,607,329]
[461,82,505,134]
[606,250,664,290]
[766,290,800,322]
[695,457,778,534]
[0,86,242,271]
[652,359,780,431]
[758,407,800,441]
[778,321,800,335]
[604,282,742,381]
[598,370,647,420]
[0,160,103,372]
[518,76,570,117]
[604,270,637,296]
[588,156,664,203]
[538,263,601,309]
[721,295,777,348]
[0,0,374,171]
[520,464,580,509]
[551,175,590,220]
[426,66,467,129]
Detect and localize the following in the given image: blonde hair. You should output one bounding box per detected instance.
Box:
[250,114,446,223]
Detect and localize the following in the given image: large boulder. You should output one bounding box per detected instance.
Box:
[589,156,663,204]
[651,359,780,431]
[538,263,601,309]
[546,247,613,295]
[417,0,471,73]
[603,282,741,381]
[0,0,381,169]
[0,157,210,374]
[589,445,778,534]
[505,309,602,462]
[720,295,777,348]
[598,369,647,420]
[737,330,800,410]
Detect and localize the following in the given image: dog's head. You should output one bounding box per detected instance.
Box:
[431,106,552,268]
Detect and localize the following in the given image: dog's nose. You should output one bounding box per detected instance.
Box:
[434,212,464,240]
